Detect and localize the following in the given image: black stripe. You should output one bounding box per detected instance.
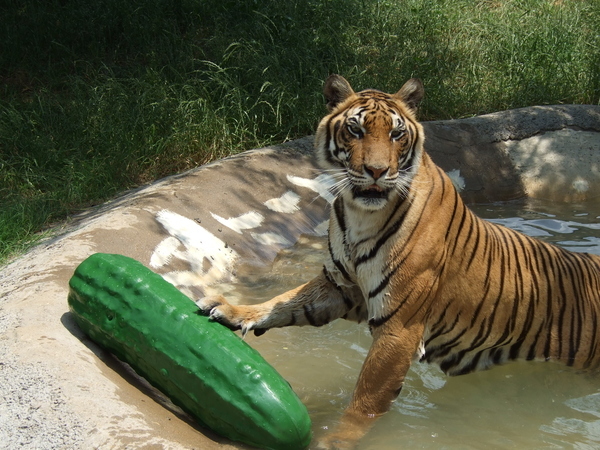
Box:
[580,255,600,367]
[464,214,481,273]
[440,353,462,373]
[480,221,492,264]
[508,298,535,359]
[322,266,355,310]
[368,255,408,299]
[486,230,508,333]
[398,145,415,171]
[553,249,569,359]
[288,312,297,326]
[354,195,409,250]
[324,116,337,166]
[322,265,336,285]
[469,257,496,328]
[402,282,440,327]
[529,247,542,312]
[538,243,556,360]
[462,316,495,357]
[585,304,598,368]
[332,197,354,263]
[342,294,355,310]
[368,305,401,328]
[425,326,469,362]
[563,253,584,364]
[443,189,461,244]
[568,308,576,366]
[455,352,483,376]
[492,348,505,365]
[355,304,364,322]
[424,309,457,347]
[327,238,352,283]
[447,202,469,257]
[509,246,537,361]
[381,195,407,234]
[502,229,522,335]
[333,198,347,241]
[368,292,412,328]
[355,208,409,267]
[303,304,317,326]
[436,166,447,203]
[566,255,583,365]
[368,273,393,300]
[526,321,546,360]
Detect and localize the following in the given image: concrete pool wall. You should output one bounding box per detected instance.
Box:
[0,104,599,449]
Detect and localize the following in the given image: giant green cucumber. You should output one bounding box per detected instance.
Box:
[67,253,312,450]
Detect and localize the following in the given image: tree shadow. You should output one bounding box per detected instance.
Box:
[425,104,600,203]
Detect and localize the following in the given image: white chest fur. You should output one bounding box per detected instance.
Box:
[328,197,405,322]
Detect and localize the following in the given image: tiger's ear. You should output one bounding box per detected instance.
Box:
[394,78,424,113]
[323,74,355,111]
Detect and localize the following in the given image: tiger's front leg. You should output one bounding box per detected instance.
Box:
[196,269,365,336]
[318,321,425,449]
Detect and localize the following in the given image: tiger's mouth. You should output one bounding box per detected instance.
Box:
[353,184,389,199]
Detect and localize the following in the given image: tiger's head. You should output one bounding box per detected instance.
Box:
[315,75,425,211]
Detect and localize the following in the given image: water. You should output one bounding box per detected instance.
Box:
[219,199,600,449]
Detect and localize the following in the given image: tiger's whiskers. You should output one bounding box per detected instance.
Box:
[329,177,352,198]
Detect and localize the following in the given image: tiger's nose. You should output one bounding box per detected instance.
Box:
[365,165,388,180]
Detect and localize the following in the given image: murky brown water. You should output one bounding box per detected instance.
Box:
[216,199,600,449]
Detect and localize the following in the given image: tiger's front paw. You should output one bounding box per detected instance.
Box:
[316,433,356,450]
[196,295,243,329]
[316,410,377,450]
[196,294,229,316]
[196,295,262,337]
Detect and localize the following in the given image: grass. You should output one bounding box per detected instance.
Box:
[1,0,599,265]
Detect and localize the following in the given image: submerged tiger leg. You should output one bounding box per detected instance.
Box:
[319,322,425,449]
[196,268,364,336]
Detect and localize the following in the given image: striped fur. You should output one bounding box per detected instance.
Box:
[197,75,600,448]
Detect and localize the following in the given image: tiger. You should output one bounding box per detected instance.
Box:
[197,75,600,448]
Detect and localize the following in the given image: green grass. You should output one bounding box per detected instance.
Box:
[1,0,599,265]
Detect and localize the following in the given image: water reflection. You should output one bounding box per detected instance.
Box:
[542,392,600,448]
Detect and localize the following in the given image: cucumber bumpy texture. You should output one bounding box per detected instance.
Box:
[67,253,312,450]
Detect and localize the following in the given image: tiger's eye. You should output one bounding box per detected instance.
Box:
[347,123,363,137]
[390,129,404,140]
